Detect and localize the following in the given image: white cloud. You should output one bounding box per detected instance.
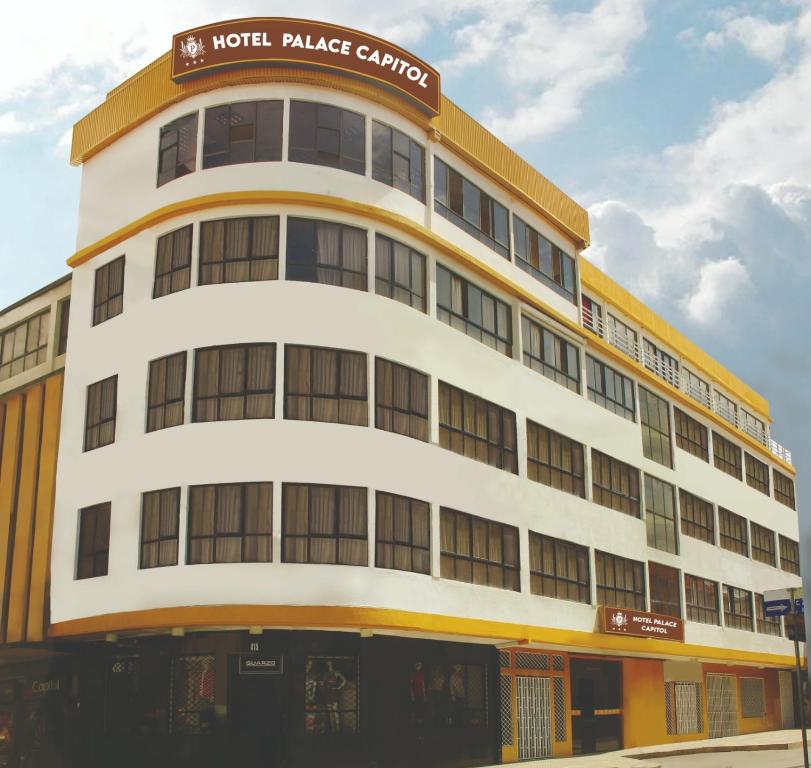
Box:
[0,112,31,137]
[701,14,792,63]
[680,258,750,325]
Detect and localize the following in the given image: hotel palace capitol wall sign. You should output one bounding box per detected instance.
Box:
[171,18,441,115]
[600,606,685,643]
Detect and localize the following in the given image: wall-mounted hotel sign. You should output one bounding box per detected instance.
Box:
[171,18,441,115]
[600,606,685,643]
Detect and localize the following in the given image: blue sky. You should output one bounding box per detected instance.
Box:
[1,1,808,517]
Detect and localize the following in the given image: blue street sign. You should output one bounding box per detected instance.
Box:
[796,598,805,615]
[764,599,792,617]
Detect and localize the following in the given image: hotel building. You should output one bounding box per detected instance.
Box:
[0,18,802,768]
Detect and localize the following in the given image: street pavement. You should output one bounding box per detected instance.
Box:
[657,747,804,767]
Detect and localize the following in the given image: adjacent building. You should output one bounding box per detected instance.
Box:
[0,17,802,768]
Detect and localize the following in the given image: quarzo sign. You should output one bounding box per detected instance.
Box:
[600,606,685,643]
[171,18,441,115]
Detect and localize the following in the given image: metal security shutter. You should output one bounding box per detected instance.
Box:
[516,676,552,760]
[779,670,795,729]
[674,682,701,734]
[741,677,765,718]
[707,673,738,738]
[500,675,514,747]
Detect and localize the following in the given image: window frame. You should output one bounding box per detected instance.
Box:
[774,469,796,510]
[438,381,518,474]
[84,375,118,452]
[674,408,709,462]
[642,338,680,387]
[375,491,431,575]
[779,535,800,575]
[723,584,753,631]
[718,507,749,557]
[595,550,646,611]
[93,255,125,326]
[374,357,429,442]
[512,215,577,302]
[439,507,520,592]
[282,483,368,566]
[639,386,673,468]
[526,419,585,498]
[146,351,187,433]
[521,316,581,393]
[684,574,720,625]
[678,489,715,545]
[586,355,636,422]
[198,215,280,285]
[648,562,681,618]
[140,487,181,569]
[712,431,743,480]
[744,453,770,496]
[288,100,366,174]
[529,532,590,604]
[56,298,70,357]
[374,233,426,312]
[153,224,193,298]
[0,309,50,382]
[750,522,776,567]
[645,475,678,554]
[77,502,111,579]
[157,112,198,187]
[371,120,425,201]
[202,99,283,168]
[755,594,782,637]
[591,449,641,518]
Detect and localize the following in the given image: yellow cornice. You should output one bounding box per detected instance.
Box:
[69,54,589,248]
[48,604,798,669]
[66,190,791,473]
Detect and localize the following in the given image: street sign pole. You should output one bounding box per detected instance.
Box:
[791,588,809,768]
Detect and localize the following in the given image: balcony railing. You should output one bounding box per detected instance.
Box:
[580,305,793,465]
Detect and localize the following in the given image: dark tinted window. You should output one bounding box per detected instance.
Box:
[289,101,365,174]
[372,121,425,201]
[287,218,367,291]
[158,113,198,186]
[203,101,282,168]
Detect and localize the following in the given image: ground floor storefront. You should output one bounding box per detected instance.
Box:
[0,632,799,767]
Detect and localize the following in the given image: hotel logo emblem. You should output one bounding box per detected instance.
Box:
[179,35,206,65]
[610,610,628,630]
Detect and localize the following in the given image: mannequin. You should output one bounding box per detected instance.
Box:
[409,662,426,724]
[323,661,347,732]
[449,664,465,726]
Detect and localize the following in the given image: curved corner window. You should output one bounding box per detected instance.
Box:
[513,216,576,302]
[289,101,365,174]
[157,113,198,187]
[372,121,425,201]
[203,100,282,168]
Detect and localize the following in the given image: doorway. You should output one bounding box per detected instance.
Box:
[228,656,284,768]
[516,676,552,760]
[570,659,622,755]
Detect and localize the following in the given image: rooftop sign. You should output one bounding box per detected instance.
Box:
[171,18,441,115]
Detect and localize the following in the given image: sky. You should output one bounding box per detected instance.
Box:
[0,1,808,557]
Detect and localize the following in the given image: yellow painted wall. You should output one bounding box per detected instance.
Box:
[0,373,63,643]
[704,663,782,735]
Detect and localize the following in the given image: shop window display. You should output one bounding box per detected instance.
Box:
[170,655,216,735]
[304,656,359,734]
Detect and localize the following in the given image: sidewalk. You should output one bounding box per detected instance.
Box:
[491,730,804,767]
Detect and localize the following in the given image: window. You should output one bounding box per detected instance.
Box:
[679,490,714,544]
[714,391,738,426]
[171,655,215,734]
[57,299,70,356]
[157,112,198,186]
[774,470,796,510]
[674,408,708,462]
[375,491,430,574]
[607,315,638,359]
[521,316,580,393]
[372,121,425,201]
[147,352,186,432]
[187,483,273,564]
[440,507,519,591]
[436,265,512,356]
[581,294,602,336]
[595,551,645,610]
[304,656,359,733]
[193,344,275,422]
[779,535,800,575]
[374,234,426,311]
[84,375,117,451]
[723,585,753,631]
[93,255,125,326]
[741,677,766,717]
[202,100,282,167]
[755,594,782,637]
[0,310,49,382]
[287,218,367,291]
[649,562,681,618]
[741,410,767,443]
[750,523,775,567]
[375,358,428,441]
[639,387,673,468]
[140,488,180,568]
[77,502,111,579]
[289,101,365,174]
[591,450,641,518]
[529,532,589,604]
[683,369,710,407]
[199,216,279,284]
[285,346,367,426]
[586,356,635,421]
[282,484,367,565]
[154,225,192,298]
[666,682,703,735]
[719,508,748,556]
[434,158,509,257]
[513,216,576,302]
[526,420,585,497]
[438,381,517,473]
[684,574,719,625]
[643,339,679,387]
[745,453,770,496]
[713,432,742,480]
[645,476,678,554]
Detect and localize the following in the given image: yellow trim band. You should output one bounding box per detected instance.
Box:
[66,190,789,472]
[48,604,799,669]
